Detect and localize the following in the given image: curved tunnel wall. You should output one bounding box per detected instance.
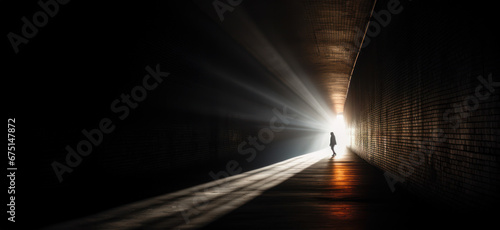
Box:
[344,0,499,208]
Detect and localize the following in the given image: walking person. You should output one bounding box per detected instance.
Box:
[330,132,337,157]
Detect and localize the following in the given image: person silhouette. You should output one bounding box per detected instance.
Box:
[330,132,337,157]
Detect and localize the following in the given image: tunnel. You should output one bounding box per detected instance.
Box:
[4,0,499,229]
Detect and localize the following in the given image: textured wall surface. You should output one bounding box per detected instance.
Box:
[345,0,500,208]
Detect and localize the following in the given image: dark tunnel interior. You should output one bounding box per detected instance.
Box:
[3,0,499,229]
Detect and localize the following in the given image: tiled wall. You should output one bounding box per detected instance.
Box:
[344,0,499,208]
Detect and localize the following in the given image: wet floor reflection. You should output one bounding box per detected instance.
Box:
[326,146,371,227]
[202,147,399,230]
[329,145,355,193]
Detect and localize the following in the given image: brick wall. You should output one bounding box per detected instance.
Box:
[344,0,499,208]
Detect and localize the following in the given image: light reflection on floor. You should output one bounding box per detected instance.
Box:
[325,145,375,226]
[44,149,329,230]
[202,146,397,230]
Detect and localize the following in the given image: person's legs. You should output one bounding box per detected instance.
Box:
[331,146,336,156]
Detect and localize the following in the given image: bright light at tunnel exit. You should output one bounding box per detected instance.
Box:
[331,114,347,156]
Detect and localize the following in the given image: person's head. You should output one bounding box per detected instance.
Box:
[330,132,333,135]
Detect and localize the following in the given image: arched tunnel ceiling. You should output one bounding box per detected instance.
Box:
[194,0,376,114]
[302,0,376,113]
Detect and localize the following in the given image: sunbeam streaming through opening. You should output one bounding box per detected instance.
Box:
[330,114,347,156]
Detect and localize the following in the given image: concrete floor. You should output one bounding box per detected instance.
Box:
[44,147,493,230]
[204,148,403,230]
[204,149,495,230]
